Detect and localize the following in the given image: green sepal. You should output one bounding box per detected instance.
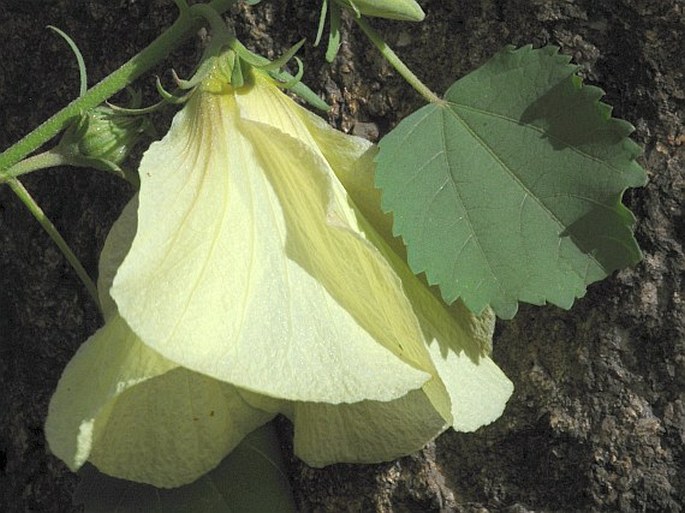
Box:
[315,0,328,47]
[260,39,306,72]
[326,2,342,63]
[228,39,330,111]
[230,52,246,89]
[47,25,88,97]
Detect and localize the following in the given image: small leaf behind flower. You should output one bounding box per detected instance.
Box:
[74,423,297,513]
[376,45,646,319]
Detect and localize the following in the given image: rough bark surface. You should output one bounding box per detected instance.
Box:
[1,1,682,512]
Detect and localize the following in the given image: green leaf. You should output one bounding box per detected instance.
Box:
[376,45,646,318]
[73,423,297,513]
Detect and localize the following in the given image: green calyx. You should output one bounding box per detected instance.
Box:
[202,49,256,92]
[333,0,425,21]
[55,102,153,182]
[195,41,327,110]
[167,3,328,109]
[74,106,152,165]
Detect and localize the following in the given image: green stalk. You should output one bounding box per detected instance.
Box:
[353,16,442,104]
[0,0,238,178]
[6,178,100,308]
[0,150,73,183]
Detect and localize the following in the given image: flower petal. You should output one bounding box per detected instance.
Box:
[48,197,273,488]
[242,389,446,467]
[111,87,430,404]
[427,334,513,431]
[239,80,513,429]
[305,102,514,429]
[97,196,138,320]
[45,315,272,488]
[292,392,444,467]
[239,118,441,393]
[361,187,514,430]
[45,315,175,473]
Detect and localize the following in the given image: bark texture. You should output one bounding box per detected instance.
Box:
[1,0,682,512]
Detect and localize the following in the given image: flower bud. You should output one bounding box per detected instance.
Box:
[75,106,151,165]
[334,0,425,21]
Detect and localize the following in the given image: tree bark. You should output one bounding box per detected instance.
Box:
[1,1,682,512]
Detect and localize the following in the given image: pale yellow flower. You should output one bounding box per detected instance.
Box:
[46,55,512,487]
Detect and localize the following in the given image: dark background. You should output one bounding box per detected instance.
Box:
[1,0,682,511]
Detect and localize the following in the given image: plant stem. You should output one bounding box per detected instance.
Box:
[6,178,100,309]
[353,16,442,105]
[0,150,73,183]
[0,0,238,179]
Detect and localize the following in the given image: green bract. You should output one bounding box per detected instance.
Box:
[60,105,151,166]
[334,0,425,21]
[46,52,512,487]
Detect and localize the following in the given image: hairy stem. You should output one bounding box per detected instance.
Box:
[0,0,238,178]
[354,16,442,104]
[0,150,73,183]
[7,178,100,309]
